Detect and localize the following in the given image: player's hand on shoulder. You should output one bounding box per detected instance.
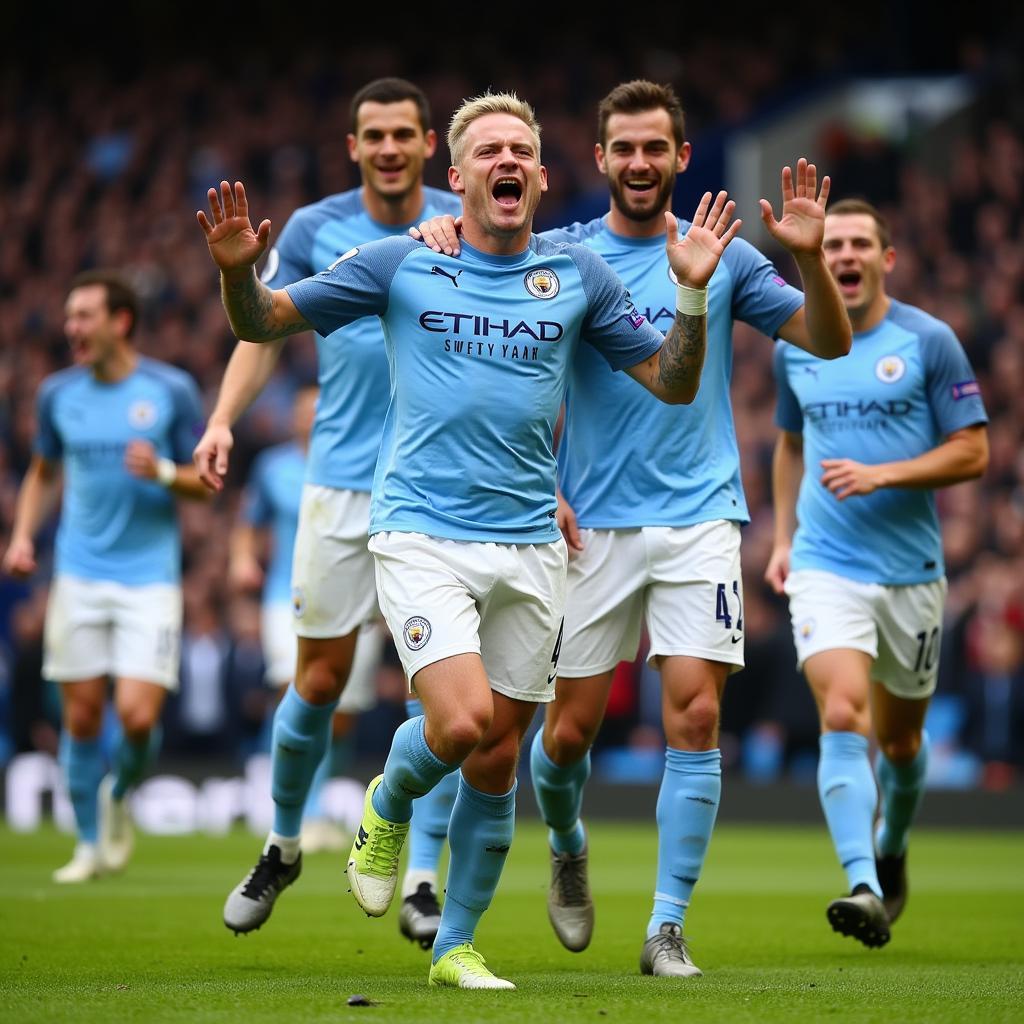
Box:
[193,421,233,493]
[666,191,741,290]
[124,439,159,480]
[197,180,271,272]
[759,158,830,256]
[410,214,462,256]
[764,543,791,595]
[2,536,37,579]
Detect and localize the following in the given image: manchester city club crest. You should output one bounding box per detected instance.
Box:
[524,267,560,299]
[128,399,157,429]
[403,616,432,651]
[799,617,816,640]
[291,587,305,619]
[875,354,906,383]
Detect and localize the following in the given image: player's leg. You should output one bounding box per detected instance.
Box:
[869,577,945,923]
[301,710,357,854]
[804,650,890,946]
[531,527,643,951]
[54,677,108,882]
[43,576,115,882]
[640,654,728,978]
[400,696,458,949]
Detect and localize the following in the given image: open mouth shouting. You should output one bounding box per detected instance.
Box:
[836,269,862,297]
[492,176,524,209]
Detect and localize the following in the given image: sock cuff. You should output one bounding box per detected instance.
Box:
[530,728,590,778]
[664,747,722,773]
[820,731,869,757]
[457,775,517,816]
[405,698,424,717]
[282,684,339,728]
[406,715,457,775]
[878,730,930,781]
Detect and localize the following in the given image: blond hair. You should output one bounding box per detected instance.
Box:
[447,91,541,166]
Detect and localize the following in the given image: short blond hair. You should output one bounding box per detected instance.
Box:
[447,92,542,166]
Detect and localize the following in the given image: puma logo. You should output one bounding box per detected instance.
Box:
[431,266,463,287]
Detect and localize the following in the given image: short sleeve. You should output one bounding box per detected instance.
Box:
[34,378,63,460]
[921,321,988,435]
[725,238,805,338]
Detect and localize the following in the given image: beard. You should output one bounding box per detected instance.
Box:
[608,172,676,224]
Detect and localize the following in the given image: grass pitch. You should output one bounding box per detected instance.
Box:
[2,821,1022,1023]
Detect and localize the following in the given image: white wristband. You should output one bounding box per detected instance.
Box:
[155,457,178,488]
[676,283,708,316]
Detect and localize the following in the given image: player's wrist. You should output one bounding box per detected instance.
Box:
[155,458,178,488]
[676,283,708,316]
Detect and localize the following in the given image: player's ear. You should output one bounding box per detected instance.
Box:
[539,164,548,194]
[882,246,896,274]
[423,129,438,160]
[595,143,607,174]
[346,133,359,163]
[448,165,465,195]
[676,141,691,174]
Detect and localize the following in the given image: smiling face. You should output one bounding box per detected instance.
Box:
[597,108,690,228]
[823,212,896,328]
[348,99,436,203]
[448,112,547,252]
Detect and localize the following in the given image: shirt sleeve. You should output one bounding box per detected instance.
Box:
[168,373,205,464]
[34,378,62,460]
[725,238,805,338]
[285,236,415,338]
[569,245,665,371]
[773,342,804,432]
[261,209,319,287]
[921,321,989,434]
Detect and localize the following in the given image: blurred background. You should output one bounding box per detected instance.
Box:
[2,3,1022,828]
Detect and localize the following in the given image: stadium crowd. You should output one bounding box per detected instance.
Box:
[1,34,1022,789]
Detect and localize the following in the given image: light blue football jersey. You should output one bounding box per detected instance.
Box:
[546,218,804,526]
[774,299,988,584]
[287,235,665,543]
[262,187,462,491]
[241,442,305,606]
[34,357,204,584]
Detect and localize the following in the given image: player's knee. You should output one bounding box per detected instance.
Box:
[821,696,867,735]
[547,714,593,765]
[296,657,346,705]
[65,704,103,739]
[440,706,492,757]
[119,705,159,739]
[878,731,921,763]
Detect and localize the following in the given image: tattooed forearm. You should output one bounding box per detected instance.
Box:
[220,271,278,341]
[657,310,706,400]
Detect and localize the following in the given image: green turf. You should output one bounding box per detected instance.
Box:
[1,822,1022,1023]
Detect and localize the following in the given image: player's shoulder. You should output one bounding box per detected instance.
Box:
[885,298,957,345]
[38,365,88,400]
[539,216,605,246]
[291,188,366,228]
[333,233,424,268]
[134,356,201,401]
[532,233,606,270]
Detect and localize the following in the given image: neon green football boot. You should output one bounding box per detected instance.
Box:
[346,774,409,916]
[428,943,516,990]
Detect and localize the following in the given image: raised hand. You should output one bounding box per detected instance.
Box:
[665,191,741,289]
[197,181,271,274]
[760,158,830,257]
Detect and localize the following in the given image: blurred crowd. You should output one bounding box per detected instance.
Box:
[1,27,1022,789]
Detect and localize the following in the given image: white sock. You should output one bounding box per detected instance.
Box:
[265,831,301,864]
[402,868,438,898]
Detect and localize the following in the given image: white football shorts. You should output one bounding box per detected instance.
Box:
[559,521,745,677]
[785,568,947,699]
[369,531,567,703]
[43,575,182,689]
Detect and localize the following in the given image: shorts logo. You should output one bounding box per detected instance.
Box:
[291,587,305,619]
[260,247,280,283]
[403,616,432,650]
[328,247,359,271]
[875,355,906,383]
[524,268,559,299]
[128,400,157,429]
[799,617,816,640]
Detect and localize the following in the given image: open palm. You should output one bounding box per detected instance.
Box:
[760,158,829,256]
[197,180,271,273]
[666,190,741,289]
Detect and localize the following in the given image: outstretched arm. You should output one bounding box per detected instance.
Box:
[761,159,851,360]
[624,190,741,404]
[765,430,804,595]
[197,181,313,342]
[820,424,988,501]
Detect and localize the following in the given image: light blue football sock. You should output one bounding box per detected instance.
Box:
[60,732,104,844]
[270,685,337,837]
[817,731,881,897]
[372,715,459,824]
[647,747,721,937]
[529,727,588,856]
[407,768,458,873]
[303,732,356,821]
[111,724,162,800]
[432,777,516,962]
[876,731,929,857]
